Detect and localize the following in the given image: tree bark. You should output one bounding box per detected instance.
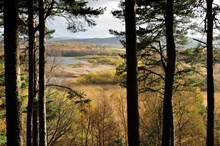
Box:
[206,0,214,145]
[27,0,35,144]
[33,30,38,146]
[38,0,47,145]
[125,0,139,146]
[3,0,23,145]
[33,98,39,146]
[162,0,176,145]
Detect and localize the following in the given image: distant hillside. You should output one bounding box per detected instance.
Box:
[48,37,208,49]
[48,37,124,48]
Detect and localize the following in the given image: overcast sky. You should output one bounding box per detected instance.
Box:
[47,0,220,39]
[46,0,124,38]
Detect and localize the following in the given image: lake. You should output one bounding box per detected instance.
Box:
[46,56,87,65]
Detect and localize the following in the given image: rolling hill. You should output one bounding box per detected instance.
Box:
[48,37,124,48]
[48,37,207,49]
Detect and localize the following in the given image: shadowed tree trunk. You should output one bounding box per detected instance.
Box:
[206,0,214,145]
[162,0,176,145]
[27,0,35,144]
[39,0,47,145]
[33,98,39,146]
[33,27,38,146]
[3,0,23,145]
[125,0,139,145]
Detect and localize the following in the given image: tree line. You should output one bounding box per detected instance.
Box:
[1,0,220,146]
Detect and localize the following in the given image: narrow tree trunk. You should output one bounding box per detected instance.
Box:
[3,0,23,145]
[162,0,176,145]
[33,32,38,146]
[33,97,39,146]
[27,0,35,144]
[125,0,139,146]
[171,109,175,146]
[206,0,214,145]
[38,0,47,145]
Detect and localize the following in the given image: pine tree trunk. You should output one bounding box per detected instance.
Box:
[33,97,39,146]
[38,0,47,145]
[27,0,35,144]
[206,0,214,145]
[125,0,139,146]
[162,0,176,145]
[33,31,39,146]
[3,0,23,145]
[171,109,175,146]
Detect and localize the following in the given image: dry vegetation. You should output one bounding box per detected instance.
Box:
[2,41,220,145]
[46,42,124,57]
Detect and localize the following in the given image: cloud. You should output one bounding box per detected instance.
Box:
[46,0,124,38]
[87,0,120,7]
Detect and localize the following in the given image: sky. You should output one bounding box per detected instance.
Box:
[47,0,220,39]
[46,0,124,38]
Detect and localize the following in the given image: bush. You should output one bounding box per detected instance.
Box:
[75,55,123,66]
[76,70,120,85]
[0,133,6,145]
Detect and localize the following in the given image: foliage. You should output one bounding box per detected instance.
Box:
[0,0,104,34]
[214,93,220,145]
[46,92,80,146]
[112,0,206,95]
[76,70,120,85]
[45,85,125,146]
[173,90,206,145]
[0,133,6,145]
[76,55,123,66]
[139,89,206,145]
[117,48,206,94]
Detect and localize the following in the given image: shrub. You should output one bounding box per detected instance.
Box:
[76,70,120,85]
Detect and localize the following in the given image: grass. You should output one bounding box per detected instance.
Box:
[72,84,126,107]
[46,42,124,57]
[74,55,123,66]
[67,63,84,68]
[76,69,120,85]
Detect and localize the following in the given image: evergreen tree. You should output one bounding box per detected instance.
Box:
[26,0,35,145]
[162,0,176,145]
[3,0,23,145]
[38,0,47,145]
[206,0,214,145]
[112,0,205,145]
[125,0,139,145]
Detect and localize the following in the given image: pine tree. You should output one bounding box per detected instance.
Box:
[3,0,23,145]
[162,0,176,145]
[26,0,35,145]
[125,0,139,145]
[38,0,47,145]
[206,0,214,145]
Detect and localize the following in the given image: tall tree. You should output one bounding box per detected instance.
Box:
[33,36,38,146]
[38,0,47,145]
[206,0,214,145]
[3,0,23,145]
[112,1,203,145]
[162,0,176,145]
[125,0,139,145]
[26,0,35,144]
